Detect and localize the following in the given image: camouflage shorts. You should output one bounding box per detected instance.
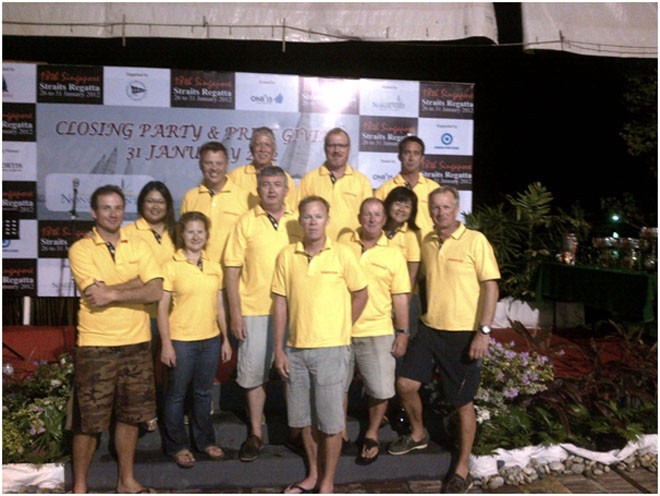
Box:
[72,342,156,433]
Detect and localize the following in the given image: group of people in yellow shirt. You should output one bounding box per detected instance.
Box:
[67,127,500,495]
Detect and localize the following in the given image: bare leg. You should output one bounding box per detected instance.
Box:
[284,425,318,493]
[246,385,267,439]
[361,397,387,459]
[72,433,97,493]
[396,377,426,441]
[114,421,145,493]
[317,429,342,494]
[454,402,477,479]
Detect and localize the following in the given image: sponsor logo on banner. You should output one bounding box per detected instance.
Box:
[44,173,153,214]
[3,103,36,142]
[423,155,472,190]
[358,116,417,153]
[171,69,235,109]
[299,77,359,114]
[2,142,37,181]
[419,82,474,119]
[235,73,299,113]
[3,259,37,296]
[37,65,103,104]
[3,62,37,103]
[359,79,419,117]
[104,67,171,107]
[38,258,76,297]
[3,220,38,259]
[38,220,96,258]
[3,181,37,219]
[418,118,473,156]
[358,152,400,189]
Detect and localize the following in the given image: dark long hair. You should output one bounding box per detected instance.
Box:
[137,181,176,241]
[383,186,419,232]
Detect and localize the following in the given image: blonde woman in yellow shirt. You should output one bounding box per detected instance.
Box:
[157,211,232,469]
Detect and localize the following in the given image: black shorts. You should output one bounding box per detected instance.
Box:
[398,321,481,406]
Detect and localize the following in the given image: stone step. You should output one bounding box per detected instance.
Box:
[69,380,454,491]
[73,438,451,491]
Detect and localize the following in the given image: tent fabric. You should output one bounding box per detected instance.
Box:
[521,2,657,58]
[2,2,498,43]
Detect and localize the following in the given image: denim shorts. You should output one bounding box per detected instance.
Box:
[398,321,482,407]
[72,342,156,433]
[285,346,350,435]
[236,315,274,389]
[345,335,396,400]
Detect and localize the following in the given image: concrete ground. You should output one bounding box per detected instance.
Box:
[153,465,657,493]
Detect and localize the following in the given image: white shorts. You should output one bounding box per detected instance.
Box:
[236,315,274,389]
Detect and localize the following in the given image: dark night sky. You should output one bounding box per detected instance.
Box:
[3,3,657,223]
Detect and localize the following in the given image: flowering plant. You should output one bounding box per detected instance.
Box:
[474,339,555,422]
[2,353,74,464]
[427,338,555,455]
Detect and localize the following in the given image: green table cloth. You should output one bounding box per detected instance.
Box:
[535,262,657,323]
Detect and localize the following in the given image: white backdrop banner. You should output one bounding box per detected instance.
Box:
[3,61,474,297]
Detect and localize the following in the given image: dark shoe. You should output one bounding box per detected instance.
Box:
[283,483,317,494]
[443,473,473,493]
[387,429,429,455]
[355,438,380,465]
[341,437,358,456]
[239,435,264,462]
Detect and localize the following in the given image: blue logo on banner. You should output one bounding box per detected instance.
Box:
[441,133,453,145]
[3,239,11,248]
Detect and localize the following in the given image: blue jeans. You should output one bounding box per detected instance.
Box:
[162,336,220,455]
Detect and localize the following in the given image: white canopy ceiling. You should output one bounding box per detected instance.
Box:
[2,2,657,58]
[522,2,657,58]
[1,2,499,44]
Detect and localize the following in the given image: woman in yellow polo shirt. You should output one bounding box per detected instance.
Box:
[383,186,421,289]
[157,211,232,469]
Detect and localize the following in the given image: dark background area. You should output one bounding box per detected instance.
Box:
[3,3,657,225]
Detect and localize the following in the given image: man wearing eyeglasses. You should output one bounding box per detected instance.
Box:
[228,127,297,210]
[297,128,373,241]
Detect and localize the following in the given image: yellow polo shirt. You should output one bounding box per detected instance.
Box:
[69,227,163,347]
[296,164,373,241]
[180,178,249,263]
[340,231,410,338]
[385,222,421,263]
[162,250,224,341]
[420,223,500,331]
[228,163,297,210]
[224,204,303,316]
[272,238,368,348]
[374,174,441,236]
[123,218,176,317]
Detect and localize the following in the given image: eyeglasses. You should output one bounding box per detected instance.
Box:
[145,199,166,205]
[326,143,349,149]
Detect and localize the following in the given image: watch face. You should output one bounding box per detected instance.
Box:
[480,326,491,335]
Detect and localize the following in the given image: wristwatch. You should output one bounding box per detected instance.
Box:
[478,325,492,335]
[396,328,410,336]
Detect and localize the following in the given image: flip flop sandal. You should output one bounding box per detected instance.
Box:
[173,449,196,469]
[356,438,380,465]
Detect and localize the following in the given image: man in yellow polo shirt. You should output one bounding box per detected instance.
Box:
[224,166,302,462]
[339,198,411,465]
[374,135,441,237]
[273,196,368,494]
[181,141,250,263]
[388,186,500,494]
[68,185,163,494]
[228,127,297,209]
[296,128,373,241]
